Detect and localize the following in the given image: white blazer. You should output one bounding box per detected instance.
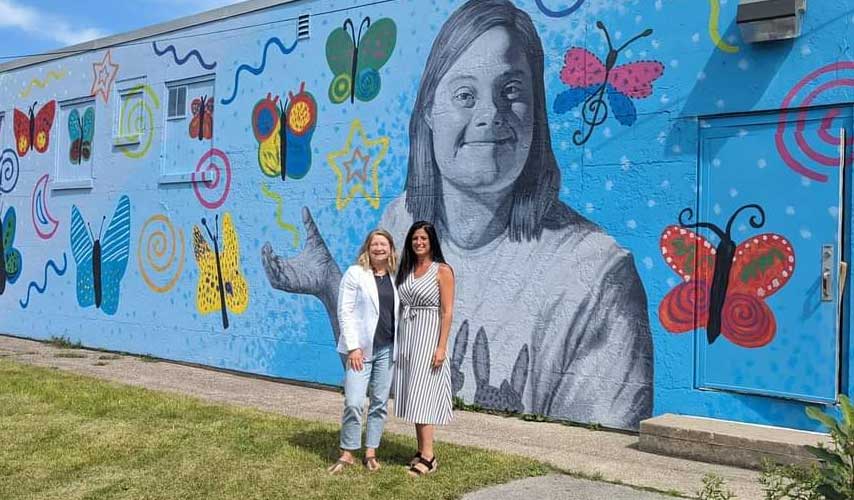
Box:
[336,265,400,362]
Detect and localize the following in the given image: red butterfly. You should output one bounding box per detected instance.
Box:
[189,95,213,141]
[14,100,56,157]
[659,204,795,348]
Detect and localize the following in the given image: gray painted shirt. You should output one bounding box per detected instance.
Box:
[381,196,653,429]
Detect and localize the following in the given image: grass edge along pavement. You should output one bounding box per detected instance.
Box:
[0,357,553,500]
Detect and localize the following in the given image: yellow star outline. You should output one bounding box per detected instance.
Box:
[90,49,119,104]
[327,119,390,210]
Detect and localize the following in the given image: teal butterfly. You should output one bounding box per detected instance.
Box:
[0,205,22,295]
[70,196,131,315]
[325,16,396,104]
[68,106,95,164]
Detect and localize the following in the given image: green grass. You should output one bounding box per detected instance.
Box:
[46,336,83,349]
[53,352,88,359]
[0,359,549,500]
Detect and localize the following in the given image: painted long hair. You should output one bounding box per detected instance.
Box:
[355,229,398,273]
[405,0,565,242]
[396,221,447,287]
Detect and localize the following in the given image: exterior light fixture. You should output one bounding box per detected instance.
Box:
[737,0,806,43]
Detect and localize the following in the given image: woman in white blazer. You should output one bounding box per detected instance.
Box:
[328,229,400,474]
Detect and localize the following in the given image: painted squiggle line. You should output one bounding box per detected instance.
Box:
[708,0,739,53]
[534,0,585,18]
[19,70,67,98]
[19,253,68,309]
[261,183,300,248]
[221,37,299,105]
[152,41,217,70]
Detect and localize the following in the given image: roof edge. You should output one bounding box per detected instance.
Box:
[0,0,300,73]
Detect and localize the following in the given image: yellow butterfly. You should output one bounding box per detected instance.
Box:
[192,213,249,329]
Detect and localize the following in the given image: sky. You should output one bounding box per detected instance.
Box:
[0,0,242,63]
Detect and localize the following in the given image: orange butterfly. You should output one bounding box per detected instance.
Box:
[14,100,56,156]
[189,95,213,141]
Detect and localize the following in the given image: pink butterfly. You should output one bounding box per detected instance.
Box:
[553,22,664,145]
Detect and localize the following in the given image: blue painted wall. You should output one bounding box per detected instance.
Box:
[1,0,853,431]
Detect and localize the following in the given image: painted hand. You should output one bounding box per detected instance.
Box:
[261,206,341,298]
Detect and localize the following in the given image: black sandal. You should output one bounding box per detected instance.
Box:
[408,452,422,467]
[407,456,437,477]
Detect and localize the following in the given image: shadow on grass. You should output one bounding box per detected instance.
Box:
[288,427,418,466]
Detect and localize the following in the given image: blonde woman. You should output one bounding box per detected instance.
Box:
[327,229,400,474]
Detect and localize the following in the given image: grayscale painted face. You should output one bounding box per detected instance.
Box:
[428,26,534,193]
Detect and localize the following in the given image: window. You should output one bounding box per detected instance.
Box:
[53,98,96,190]
[160,75,215,183]
[167,86,187,119]
[113,86,144,146]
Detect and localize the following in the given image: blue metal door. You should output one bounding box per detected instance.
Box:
[688,107,850,403]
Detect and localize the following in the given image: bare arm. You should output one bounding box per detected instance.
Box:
[433,264,455,369]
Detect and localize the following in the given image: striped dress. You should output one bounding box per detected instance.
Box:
[393,262,453,425]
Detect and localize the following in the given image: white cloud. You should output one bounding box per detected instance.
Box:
[0,0,107,46]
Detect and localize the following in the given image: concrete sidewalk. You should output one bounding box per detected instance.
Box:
[0,335,763,498]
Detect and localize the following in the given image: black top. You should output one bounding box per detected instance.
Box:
[373,273,395,349]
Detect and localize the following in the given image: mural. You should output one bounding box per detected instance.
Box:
[19,253,67,309]
[265,0,653,429]
[0,205,22,295]
[707,0,739,53]
[115,84,159,159]
[19,69,67,99]
[252,82,318,181]
[553,22,664,145]
[325,16,397,104]
[221,36,299,106]
[70,196,131,315]
[14,100,56,156]
[90,50,118,103]
[68,106,95,164]
[192,213,249,329]
[31,174,59,240]
[1,0,852,433]
[138,214,185,293]
[775,61,854,182]
[326,118,389,211]
[189,95,213,141]
[659,205,796,348]
[0,149,20,195]
[151,41,217,70]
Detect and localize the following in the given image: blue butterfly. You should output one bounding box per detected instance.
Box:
[0,205,22,295]
[70,196,131,315]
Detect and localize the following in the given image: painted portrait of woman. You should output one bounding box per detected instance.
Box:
[262,0,653,430]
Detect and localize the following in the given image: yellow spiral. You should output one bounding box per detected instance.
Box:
[118,84,160,159]
[138,214,185,293]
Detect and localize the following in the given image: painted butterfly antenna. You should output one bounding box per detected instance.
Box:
[97,216,106,239]
[86,222,96,242]
[201,216,216,243]
[616,28,654,53]
[215,214,220,241]
[343,18,356,43]
[357,16,371,45]
[724,203,765,237]
[678,207,726,241]
[596,21,614,52]
[288,81,306,101]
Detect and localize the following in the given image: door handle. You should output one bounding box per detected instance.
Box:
[822,244,834,302]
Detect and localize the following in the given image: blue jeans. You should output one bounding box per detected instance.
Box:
[339,344,393,450]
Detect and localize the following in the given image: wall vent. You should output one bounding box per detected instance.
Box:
[297,14,310,40]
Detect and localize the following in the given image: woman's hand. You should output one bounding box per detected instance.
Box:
[432,346,447,369]
[347,349,364,371]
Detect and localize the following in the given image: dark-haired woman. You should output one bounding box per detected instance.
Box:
[394,221,455,477]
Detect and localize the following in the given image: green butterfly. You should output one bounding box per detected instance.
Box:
[68,106,95,164]
[325,16,397,104]
[0,205,22,295]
